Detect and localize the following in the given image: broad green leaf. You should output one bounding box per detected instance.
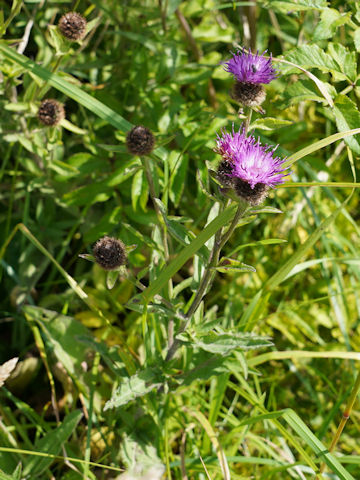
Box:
[284,44,344,78]
[104,368,163,410]
[179,331,273,355]
[22,410,83,477]
[328,43,357,82]
[354,28,360,52]
[313,8,350,40]
[280,79,335,107]
[270,0,328,12]
[23,306,92,388]
[334,95,360,154]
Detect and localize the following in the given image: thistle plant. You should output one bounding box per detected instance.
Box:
[1,3,360,480]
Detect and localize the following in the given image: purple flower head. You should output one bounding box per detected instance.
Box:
[224,49,277,84]
[214,125,289,189]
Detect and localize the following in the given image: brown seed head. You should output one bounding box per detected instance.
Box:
[232,81,266,107]
[234,179,269,206]
[58,12,87,41]
[126,126,155,156]
[93,236,127,270]
[38,99,65,126]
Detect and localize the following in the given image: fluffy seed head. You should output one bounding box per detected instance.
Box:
[93,236,127,270]
[38,99,65,126]
[126,126,155,156]
[58,12,87,41]
[224,49,277,85]
[214,125,289,204]
[232,81,266,107]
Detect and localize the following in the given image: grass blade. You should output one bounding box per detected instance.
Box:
[141,204,237,303]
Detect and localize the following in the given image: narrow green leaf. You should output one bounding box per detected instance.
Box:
[284,128,360,167]
[22,410,83,476]
[141,204,237,303]
[214,258,256,273]
[264,200,348,291]
[0,43,168,161]
[249,117,292,131]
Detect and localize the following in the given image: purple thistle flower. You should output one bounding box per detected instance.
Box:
[214,125,289,204]
[224,49,277,85]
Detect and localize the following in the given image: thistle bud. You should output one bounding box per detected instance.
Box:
[232,82,266,107]
[58,12,87,41]
[126,126,155,156]
[93,236,127,271]
[38,99,65,126]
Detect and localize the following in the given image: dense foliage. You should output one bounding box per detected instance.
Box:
[1,0,360,479]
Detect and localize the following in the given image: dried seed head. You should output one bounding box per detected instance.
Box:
[38,99,65,126]
[126,126,155,156]
[58,12,87,41]
[234,179,269,205]
[232,81,266,107]
[93,236,127,270]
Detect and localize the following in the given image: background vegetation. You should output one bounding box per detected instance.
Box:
[1,0,360,478]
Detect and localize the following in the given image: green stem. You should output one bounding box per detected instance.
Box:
[141,156,174,346]
[165,202,249,362]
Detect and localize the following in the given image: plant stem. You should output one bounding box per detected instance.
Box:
[318,370,360,476]
[165,202,249,362]
[141,157,174,345]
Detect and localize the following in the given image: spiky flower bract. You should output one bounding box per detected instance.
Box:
[224,49,277,85]
[126,126,155,156]
[93,236,127,271]
[38,99,65,126]
[58,12,87,41]
[214,125,289,205]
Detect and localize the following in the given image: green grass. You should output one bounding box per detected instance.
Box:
[1,1,360,479]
